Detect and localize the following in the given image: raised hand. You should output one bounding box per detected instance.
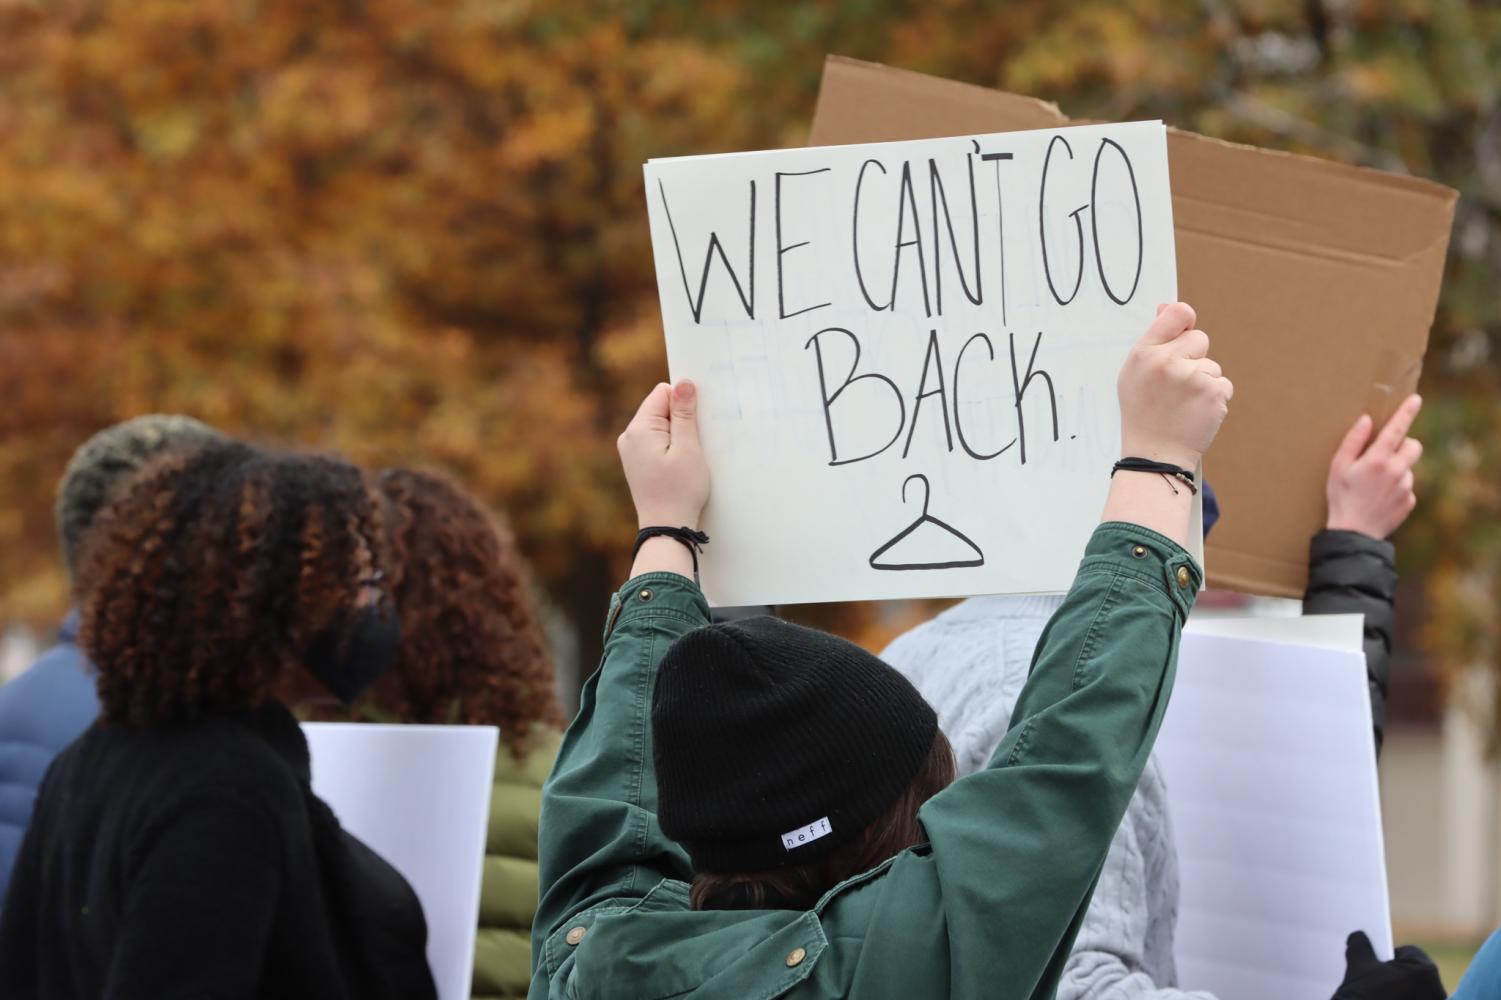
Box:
[1116,302,1234,470]
[1330,931,1445,1000]
[1326,395,1422,540]
[618,380,710,532]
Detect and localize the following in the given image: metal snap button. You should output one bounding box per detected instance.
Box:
[786,947,807,967]
[1131,545,1147,559]
[566,925,586,946]
[638,588,653,602]
[1176,566,1191,588]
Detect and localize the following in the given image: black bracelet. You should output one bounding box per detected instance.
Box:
[635,526,710,585]
[1111,457,1198,496]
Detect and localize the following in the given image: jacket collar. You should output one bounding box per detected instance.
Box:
[237,701,312,782]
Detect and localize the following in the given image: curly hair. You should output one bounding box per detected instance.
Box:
[352,467,562,757]
[75,440,388,727]
[55,414,226,577]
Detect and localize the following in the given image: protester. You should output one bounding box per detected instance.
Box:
[358,467,565,1000]
[0,441,435,999]
[0,414,225,902]
[529,302,1231,998]
[881,393,1433,1000]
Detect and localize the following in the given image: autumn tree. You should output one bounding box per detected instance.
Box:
[0,0,770,672]
[2,0,1497,726]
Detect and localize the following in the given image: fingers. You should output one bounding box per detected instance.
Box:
[1139,301,1197,345]
[632,382,672,424]
[1330,414,1374,472]
[619,382,672,453]
[1173,328,1209,360]
[1393,944,1439,968]
[669,380,699,448]
[1373,394,1423,454]
[1395,435,1423,469]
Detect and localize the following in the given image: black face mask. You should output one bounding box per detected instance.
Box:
[304,603,402,705]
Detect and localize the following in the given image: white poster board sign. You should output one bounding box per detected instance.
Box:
[1157,631,1391,999]
[303,723,499,1000]
[1186,612,1364,653]
[645,121,1185,606]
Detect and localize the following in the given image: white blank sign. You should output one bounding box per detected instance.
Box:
[645,121,1185,607]
[1157,630,1391,999]
[303,723,499,1000]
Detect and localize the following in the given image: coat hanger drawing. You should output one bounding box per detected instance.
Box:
[868,473,986,571]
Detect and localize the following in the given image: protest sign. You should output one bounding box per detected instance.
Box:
[1187,611,1363,652]
[809,55,1457,598]
[645,121,1186,606]
[1157,630,1391,999]
[303,723,499,1000]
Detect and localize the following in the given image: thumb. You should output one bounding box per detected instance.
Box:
[1345,931,1378,970]
[1331,413,1374,472]
[1138,302,1196,346]
[669,379,700,447]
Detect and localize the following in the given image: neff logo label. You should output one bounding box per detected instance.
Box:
[781,817,833,851]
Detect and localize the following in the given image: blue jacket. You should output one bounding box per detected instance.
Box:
[0,612,101,901]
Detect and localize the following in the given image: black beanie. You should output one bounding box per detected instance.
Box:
[652,615,938,874]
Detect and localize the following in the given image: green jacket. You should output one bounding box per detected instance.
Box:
[529,523,1201,1000]
[474,727,562,1000]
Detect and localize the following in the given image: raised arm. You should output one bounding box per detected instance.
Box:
[1306,394,1422,756]
[830,303,1233,1000]
[531,380,710,973]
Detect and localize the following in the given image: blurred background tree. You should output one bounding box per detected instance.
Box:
[0,0,1496,719]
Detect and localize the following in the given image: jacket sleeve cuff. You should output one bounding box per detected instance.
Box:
[1085,522,1203,622]
[603,571,711,642]
[1310,528,1396,567]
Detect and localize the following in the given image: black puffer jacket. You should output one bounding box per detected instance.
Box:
[1303,529,1398,757]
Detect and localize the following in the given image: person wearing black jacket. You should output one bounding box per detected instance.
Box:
[0,441,436,1000]
[1315,393,1447,1000]
[1306,392,1425,760]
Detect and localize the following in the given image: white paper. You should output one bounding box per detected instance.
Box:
[303,723,499,1000]
[1157,631,1391,1000]
[645,122,1189,606]
[1186,612,1364,653]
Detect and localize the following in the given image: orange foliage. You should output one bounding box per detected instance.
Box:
[1,2,1497,717]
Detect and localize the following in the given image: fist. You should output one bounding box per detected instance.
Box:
[1326,395,1422,540]
[1117,302,1233,470]
[618,380,710,530]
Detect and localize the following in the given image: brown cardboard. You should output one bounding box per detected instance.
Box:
[811,56,1458,598]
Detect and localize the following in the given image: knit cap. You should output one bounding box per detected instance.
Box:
[55,414,226,574]
[652,615,938,874]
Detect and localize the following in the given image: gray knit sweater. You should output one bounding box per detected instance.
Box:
[883,595,1216,1000]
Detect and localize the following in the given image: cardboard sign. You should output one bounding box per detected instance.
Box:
[645,122,1186,606]
[810,55,1458,598]
[303,723,499,1000]
[1157,630,1392,999]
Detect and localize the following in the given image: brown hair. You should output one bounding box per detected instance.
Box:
[689,729,956,911]
[75,441,387,727]
[347,467,562,756]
